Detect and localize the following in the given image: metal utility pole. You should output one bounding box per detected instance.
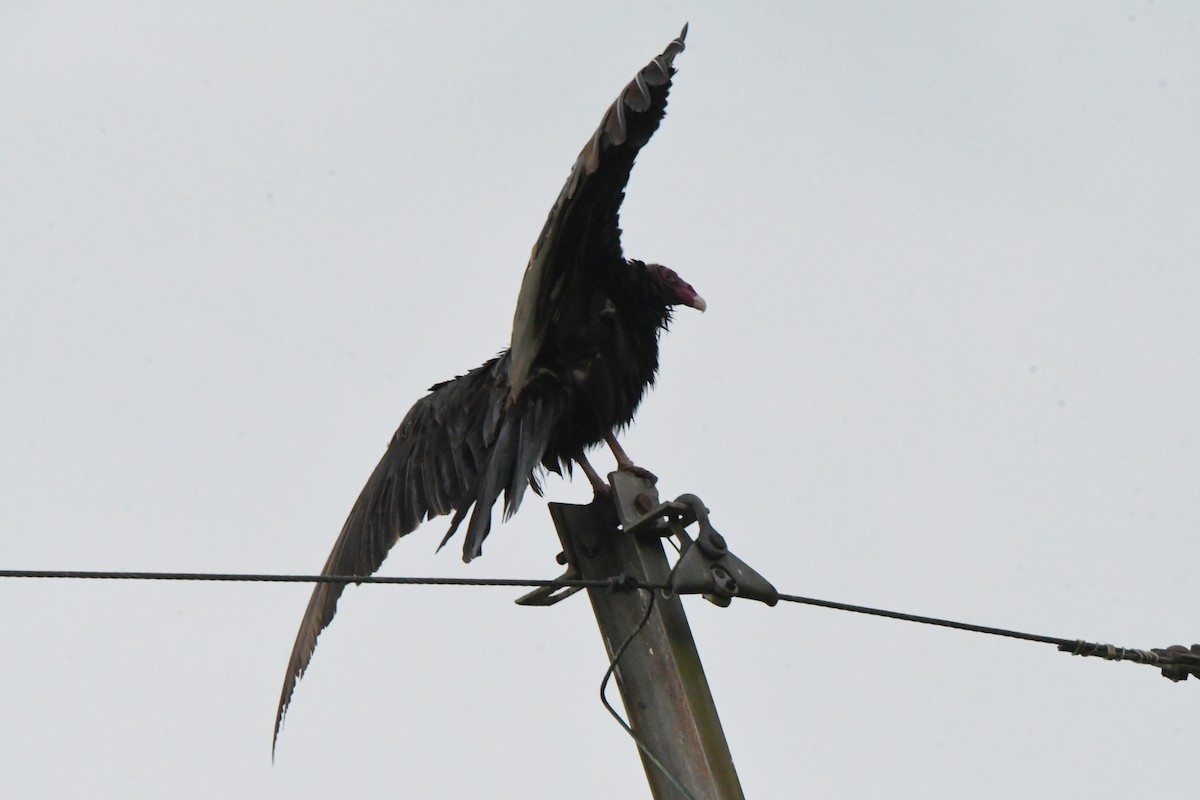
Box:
[520,472,774,800]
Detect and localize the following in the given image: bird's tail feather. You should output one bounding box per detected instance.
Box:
[461,394,563,561]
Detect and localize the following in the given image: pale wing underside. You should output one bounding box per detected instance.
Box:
[508,25,687,399]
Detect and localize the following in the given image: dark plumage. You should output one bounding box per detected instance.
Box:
[274,26,702,749]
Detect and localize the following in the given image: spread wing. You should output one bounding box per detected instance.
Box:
[273,357,509,752]
[507,25,688,398]
[274,353,568,751]
[274,25,689,753]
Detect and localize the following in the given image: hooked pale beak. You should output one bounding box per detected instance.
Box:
[689,294,707,313]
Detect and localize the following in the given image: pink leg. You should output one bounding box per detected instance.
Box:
[575,451,611,497]
[603,432,658,484]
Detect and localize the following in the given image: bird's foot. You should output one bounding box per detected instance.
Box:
[616,462,658,484]
[575,453,612,498]
[603,433,656,484]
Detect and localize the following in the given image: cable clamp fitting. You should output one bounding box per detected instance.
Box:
[1059,640,1200,683]
[609,472,778,607]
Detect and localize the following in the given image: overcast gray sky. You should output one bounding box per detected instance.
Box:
[2,2,1198,797]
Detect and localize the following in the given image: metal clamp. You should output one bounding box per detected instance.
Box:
[1156,644,1200,682]
[514,550,585,606]
[518,471,779,607]
[611,472,778,607]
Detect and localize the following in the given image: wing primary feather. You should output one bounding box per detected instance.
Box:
[275,357,505,751]
[508,28,688,399]
[278,25,691,752]
[604,96,628,146]
[624,74,652,112]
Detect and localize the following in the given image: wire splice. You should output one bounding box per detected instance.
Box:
[1060,640,1200,682]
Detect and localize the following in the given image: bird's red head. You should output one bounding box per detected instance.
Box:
[647,264,706,312]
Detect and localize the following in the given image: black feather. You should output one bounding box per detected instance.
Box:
[274,26,696,752]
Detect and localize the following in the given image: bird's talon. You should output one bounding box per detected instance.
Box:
[618,464,658,484]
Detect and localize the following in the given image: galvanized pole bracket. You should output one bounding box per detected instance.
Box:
[517,471,778,608]
[513,549,586,606]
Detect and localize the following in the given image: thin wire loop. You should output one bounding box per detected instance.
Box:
[598,588,698,800]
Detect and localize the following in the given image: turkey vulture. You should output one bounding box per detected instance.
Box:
[274,25,701,748]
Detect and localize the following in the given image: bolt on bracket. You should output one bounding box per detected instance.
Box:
[517,471,779,608]
[514,548,586,606]
[610,471,779,608]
